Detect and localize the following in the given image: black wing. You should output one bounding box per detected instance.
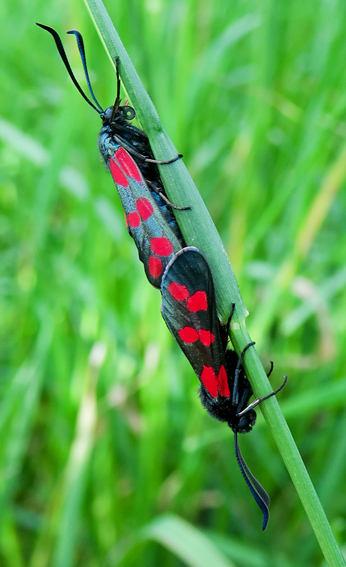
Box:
[161,247,230,398]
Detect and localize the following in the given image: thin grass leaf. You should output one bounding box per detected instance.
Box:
[141,515,236,567]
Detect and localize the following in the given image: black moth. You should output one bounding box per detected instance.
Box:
[36,23,186,245]
[161,247,286,530]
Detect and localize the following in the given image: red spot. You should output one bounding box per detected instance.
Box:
[198,329,215,347]
[149,256,163,279]
[187,291,207,312]
[201,365,230,398]
[136,198,153,220]
[168,282,189,301]
[201,366,218,398]
[110,157,129,187]
[217,366,230,397]
[179,327,198,343]
[115,147,142,182]
[128,211,141,228]
[150,237,174,257]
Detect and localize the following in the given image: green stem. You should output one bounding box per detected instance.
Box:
[84,1,345,565]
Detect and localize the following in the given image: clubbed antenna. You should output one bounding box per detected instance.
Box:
[36,23,103,114]
[234,433,270,530]
[67,29,103,113]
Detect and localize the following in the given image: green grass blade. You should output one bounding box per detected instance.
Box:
[141,515,236,567]
[52,344,105,567]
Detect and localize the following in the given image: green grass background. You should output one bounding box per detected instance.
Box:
[1,0,346,565]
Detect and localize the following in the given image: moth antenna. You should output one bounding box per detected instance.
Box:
[36,23,102,114]
[67,30,104,113]
[234,433,270,530]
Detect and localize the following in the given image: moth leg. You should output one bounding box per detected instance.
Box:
[237,375,288,417]
[225,303,236,339]
[146,180,190,211]
[111,133,182,166]
[232,341,256,406]
[267,360,274,378]
[145,153,183,165]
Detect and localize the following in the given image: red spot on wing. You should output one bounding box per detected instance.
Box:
[179,327,199,343]
[136,198,153,220]
[110,157,129,187]
[151,237,174,257]
[198,329,215,347]
[115,147,142,182]
[168,282,189,301]
[149,256,163,279]
[201,366,218,398]
[187,291,207,312]
[128,212,141,228]
[201,365,230,398]
[217,366,230,397]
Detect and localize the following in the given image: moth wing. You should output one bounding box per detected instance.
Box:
[109,145,181,288]
[161,247,230,398]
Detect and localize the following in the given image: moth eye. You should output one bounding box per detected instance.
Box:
[237,417,248,430]
[124,106,135,120]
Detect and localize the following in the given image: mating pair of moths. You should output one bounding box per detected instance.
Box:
[38,24,285,531]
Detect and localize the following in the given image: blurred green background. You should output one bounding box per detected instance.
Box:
[1,0,346,565]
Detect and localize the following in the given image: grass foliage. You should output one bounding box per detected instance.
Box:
[1,0,346,565]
